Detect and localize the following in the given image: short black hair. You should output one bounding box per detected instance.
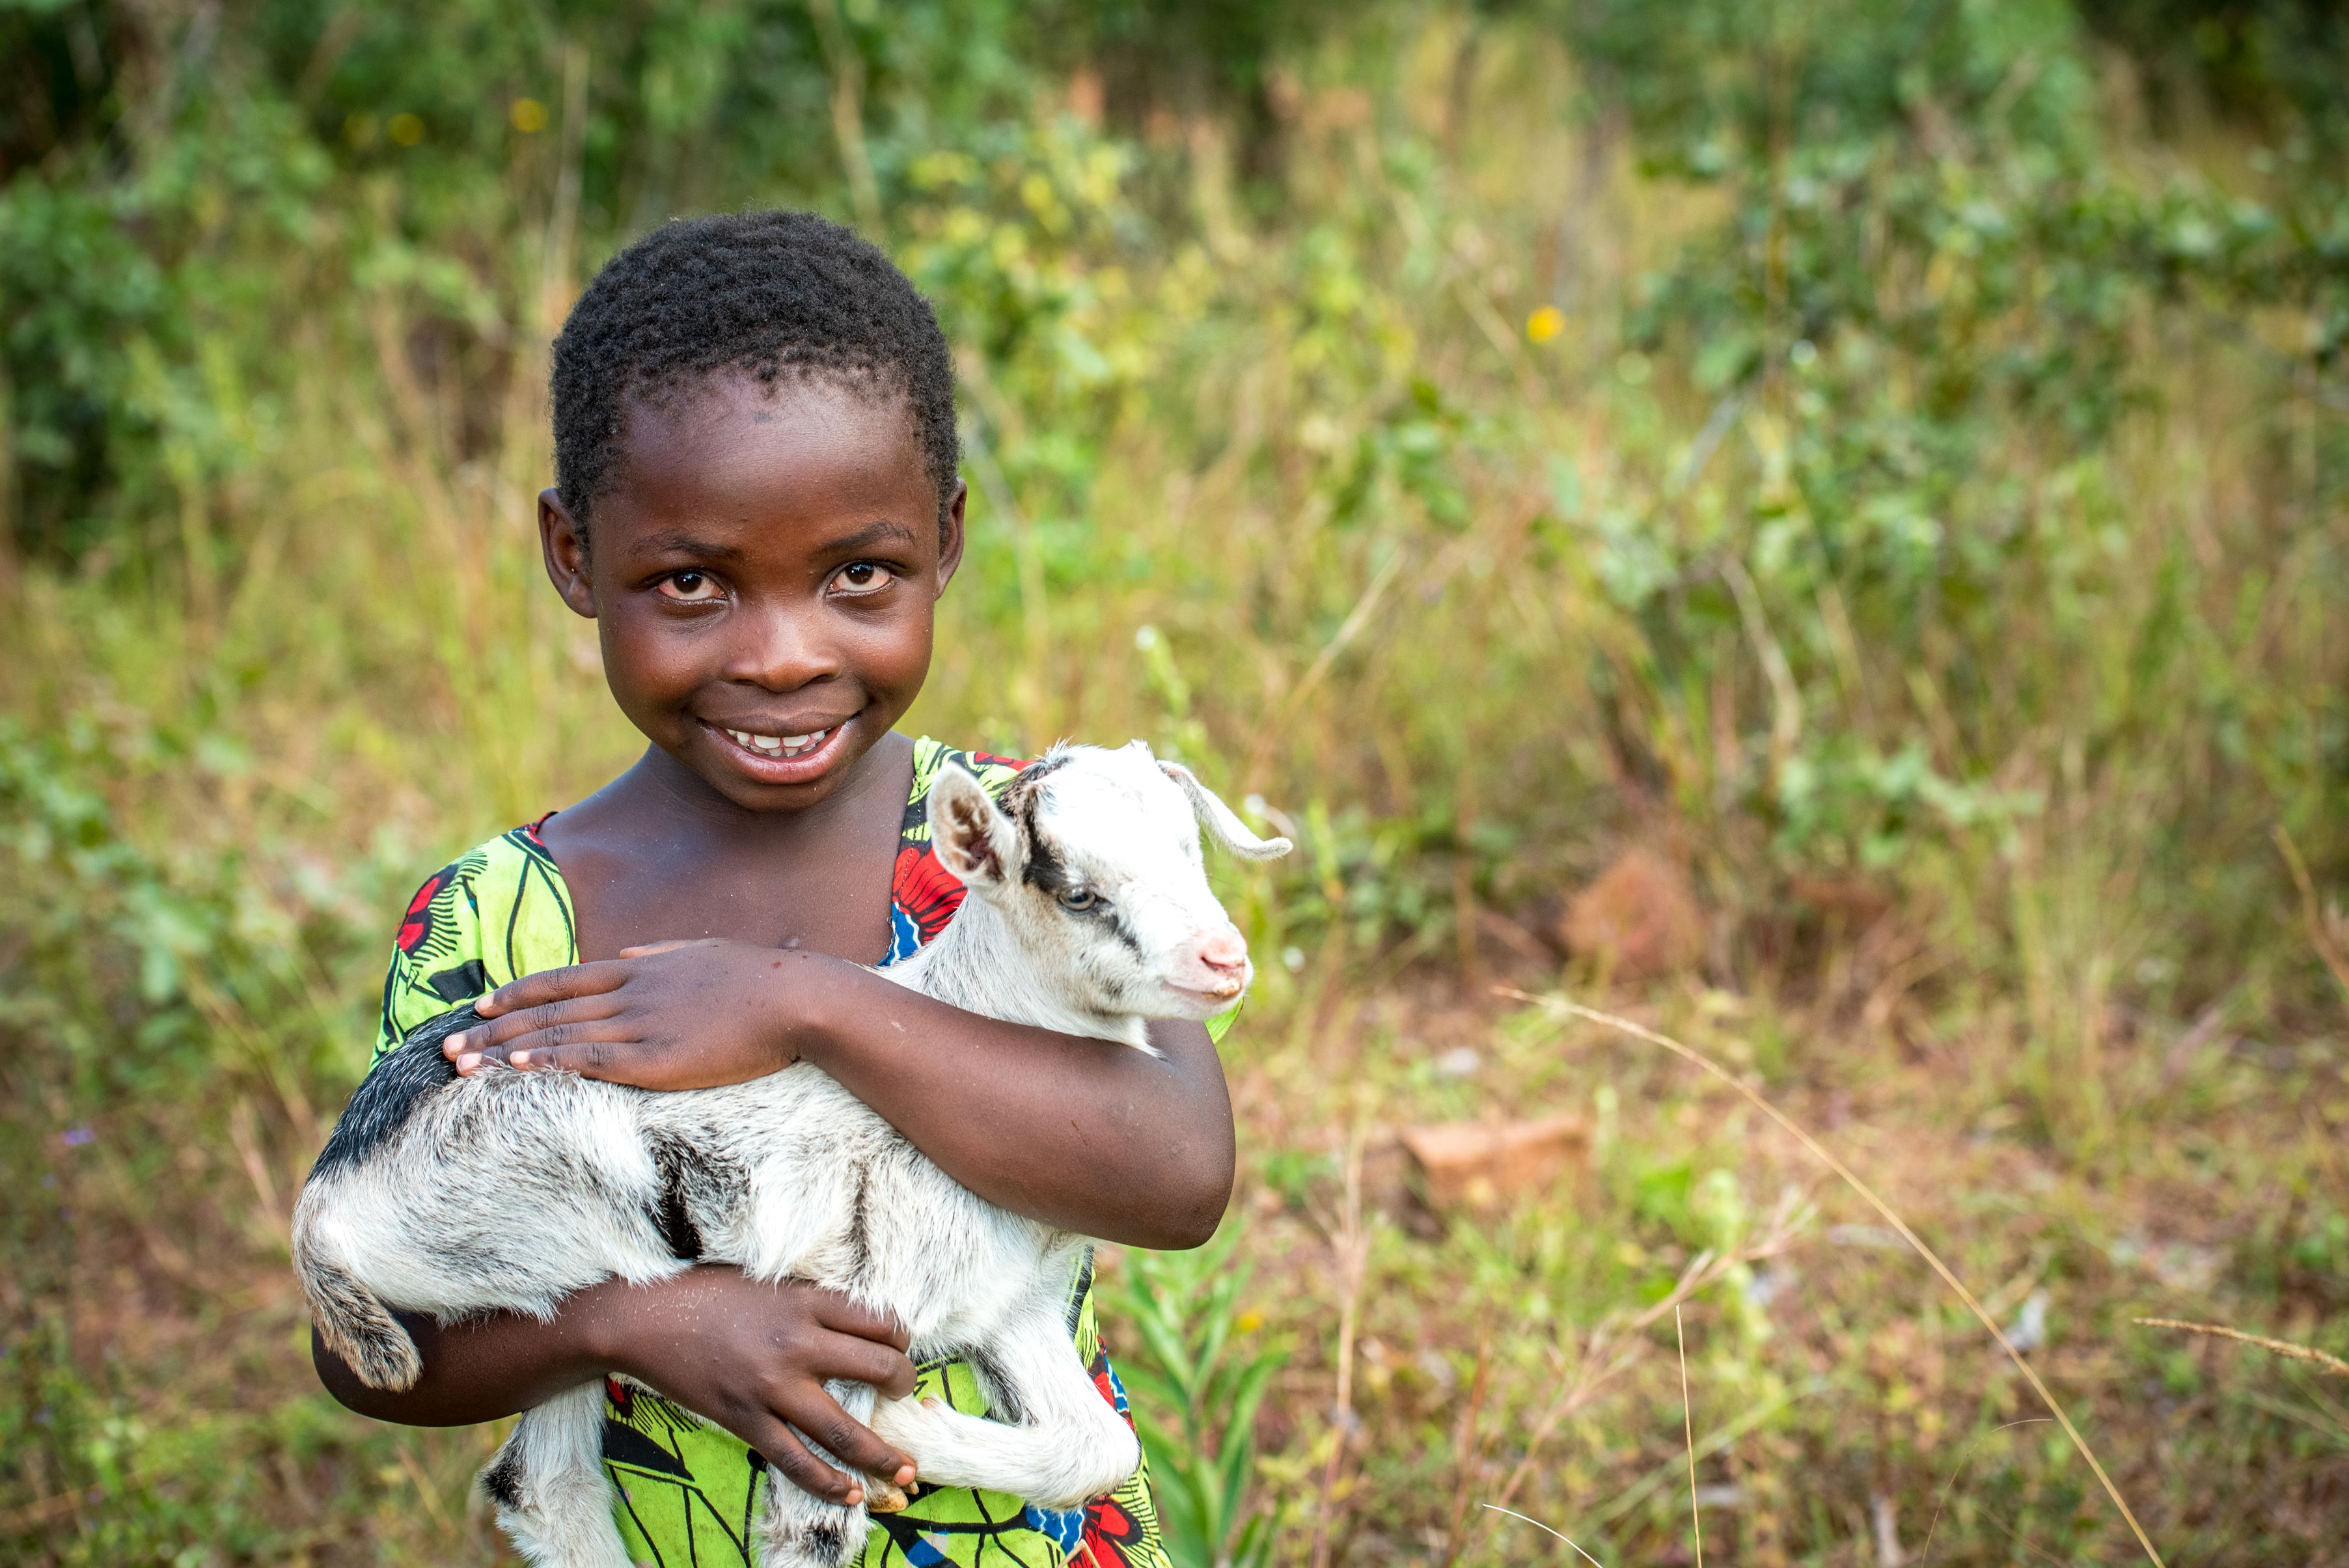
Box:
[551,210,959,540]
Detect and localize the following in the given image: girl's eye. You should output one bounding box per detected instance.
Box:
[1057,887,1099,912]
[829,561,898,596]
[658,571,722,603]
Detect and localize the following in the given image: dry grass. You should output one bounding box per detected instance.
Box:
[5,951,2348,1562]
[5,12,2347,1565]
[2134,1321,2349,1382]
[1214,974,2348,1563]
[1503,989,2166,1565]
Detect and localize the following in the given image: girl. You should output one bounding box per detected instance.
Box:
[314,210,1231,1568]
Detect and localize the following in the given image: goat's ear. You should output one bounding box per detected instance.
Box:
[1159,760,1293,860]
[928,764,1022,888]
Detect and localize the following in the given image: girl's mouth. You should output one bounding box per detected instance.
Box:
[702,715,855,784]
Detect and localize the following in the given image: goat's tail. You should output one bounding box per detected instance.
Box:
[294,1217,422,1392]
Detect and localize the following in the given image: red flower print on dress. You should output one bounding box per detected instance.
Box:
[892,842,970,942]
[396,871,447,954]
[1079,1488,1149,1568]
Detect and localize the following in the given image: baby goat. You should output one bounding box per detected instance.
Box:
[293,741,1289,1568]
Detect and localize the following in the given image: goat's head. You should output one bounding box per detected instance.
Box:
[926,742,1292,1023]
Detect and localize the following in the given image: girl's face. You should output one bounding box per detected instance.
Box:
[539,373,964,812]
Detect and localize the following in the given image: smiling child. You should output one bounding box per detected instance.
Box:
[312,210,1227,1568]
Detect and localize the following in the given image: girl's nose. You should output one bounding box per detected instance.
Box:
[724,603,842,690]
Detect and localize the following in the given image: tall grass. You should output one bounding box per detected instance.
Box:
[4,3,2347,1563]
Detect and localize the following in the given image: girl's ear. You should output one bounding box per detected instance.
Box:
[540,489,597,618]
[934,478,967,596]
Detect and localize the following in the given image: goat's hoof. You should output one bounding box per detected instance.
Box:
[866,1477,909,1514]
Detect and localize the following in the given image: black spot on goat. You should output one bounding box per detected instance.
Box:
[309,1005,473,1180]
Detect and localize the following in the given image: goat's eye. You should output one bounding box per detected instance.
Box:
[1057,887,1099,912]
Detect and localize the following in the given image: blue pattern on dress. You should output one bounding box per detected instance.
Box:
[1023,1504,1086,1554]
[884,903,922,969]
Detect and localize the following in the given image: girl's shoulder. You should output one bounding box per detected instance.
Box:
[901,736,1030,825]
[374,819,576,1060]
[885,737,1031,964]
[374,736,1030,1045]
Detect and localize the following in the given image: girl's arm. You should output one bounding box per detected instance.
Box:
[799,965,1235,1249]
[448,944,1237,1250]
[311,1265,920,1506]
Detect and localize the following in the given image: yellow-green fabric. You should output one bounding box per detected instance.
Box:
[372,739,1172,1568]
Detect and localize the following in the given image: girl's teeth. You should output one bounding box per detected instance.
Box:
[723,726,829,759]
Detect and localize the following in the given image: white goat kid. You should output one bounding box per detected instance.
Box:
[291,741,1289,1568]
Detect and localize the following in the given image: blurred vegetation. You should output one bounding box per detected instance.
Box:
[4,0,2347,1562]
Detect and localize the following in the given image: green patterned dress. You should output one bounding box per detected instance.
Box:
[373,739,1174,1568]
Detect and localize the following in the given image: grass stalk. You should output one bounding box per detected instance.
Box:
[1498,987,2168,1568]
[1307,1127,1368,1568]
[2273,825,2349,1009]
[1919,1420,2054,1561]
[2134,1319,2349,1379]
[1462,1208,1808,1561]
[1480,1504,1610,1568]
[1675,1304,1703,1568]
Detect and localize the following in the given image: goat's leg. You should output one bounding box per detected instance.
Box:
[757,1377,877,1568]
[481,1381,632,1568]
[873,1310,1140,1510]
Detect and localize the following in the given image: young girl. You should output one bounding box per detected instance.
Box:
[314,210,1231,1568]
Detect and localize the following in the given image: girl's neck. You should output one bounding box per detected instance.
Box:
[617,733,905,851]
[538,732,916,965]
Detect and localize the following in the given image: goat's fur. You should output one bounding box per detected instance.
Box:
[293,742,1289,1568]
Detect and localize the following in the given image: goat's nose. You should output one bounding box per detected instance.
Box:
[1197,928,1248,973]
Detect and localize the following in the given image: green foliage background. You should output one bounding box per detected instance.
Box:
[3,0,2347,1562]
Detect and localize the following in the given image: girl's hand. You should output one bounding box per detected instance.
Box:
[581,1267,920,1506]
[445,939,835,1088]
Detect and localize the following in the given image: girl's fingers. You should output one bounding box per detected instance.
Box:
[474,959,634,1019]
[446,995,625,1057]
[743,1420,865,1506]
[450,1022,644,1077]
[773,1388,916,1491]
[810,1294,914,1355]
[810,1331,920,1401]
[498,1039,622,1075]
